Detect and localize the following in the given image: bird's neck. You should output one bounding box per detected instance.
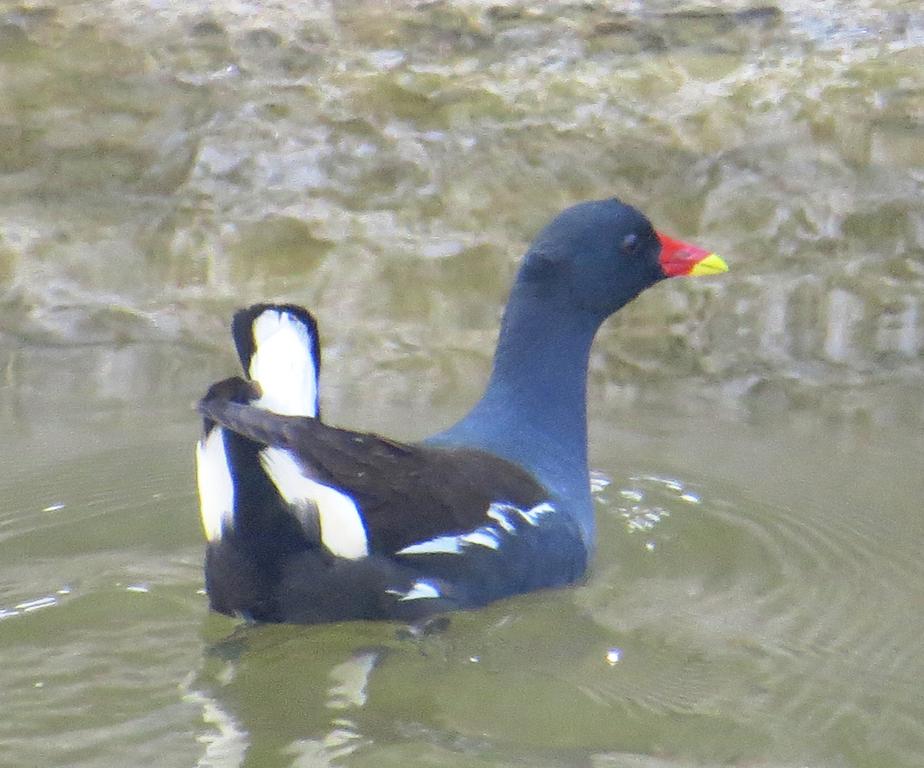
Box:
[432,287,601,541]
[483,293,598,462]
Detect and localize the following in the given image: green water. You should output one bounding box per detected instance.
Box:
[1,1,923,766]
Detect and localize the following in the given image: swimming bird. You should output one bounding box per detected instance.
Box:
[195,198,727,623]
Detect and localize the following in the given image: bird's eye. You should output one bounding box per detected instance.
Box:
[621,233,639,255]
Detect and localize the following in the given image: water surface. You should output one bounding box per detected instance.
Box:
[1,1,923,766]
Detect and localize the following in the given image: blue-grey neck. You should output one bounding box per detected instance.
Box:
[428,278,602,548]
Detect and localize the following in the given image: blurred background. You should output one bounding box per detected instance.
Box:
[1,2,922,767]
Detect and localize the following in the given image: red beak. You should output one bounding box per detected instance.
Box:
[657,232,728,277]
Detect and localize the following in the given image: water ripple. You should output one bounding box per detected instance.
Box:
[589,469,924,756]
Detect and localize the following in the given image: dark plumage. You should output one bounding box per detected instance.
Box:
[195,198,727,623]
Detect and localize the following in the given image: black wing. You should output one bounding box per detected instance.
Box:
[197,392,550,555]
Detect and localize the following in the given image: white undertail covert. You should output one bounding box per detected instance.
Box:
[249,309,318,418]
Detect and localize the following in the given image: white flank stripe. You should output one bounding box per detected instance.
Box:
[486,504,516,533]
[395,501,556,558]
[250,309,318,417]
[195,428,235,542]
[516,501,555,526]
[460,528,500,550]
[260,447,368,559]
[399,580,441,601]
[395,536,463,556]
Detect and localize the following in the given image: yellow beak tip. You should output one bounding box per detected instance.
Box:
[689,253,729,276]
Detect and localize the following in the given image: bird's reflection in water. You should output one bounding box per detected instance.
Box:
[184,618,451,767]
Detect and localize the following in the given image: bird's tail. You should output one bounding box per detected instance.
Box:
[231,303,321,418]
[195,305,323,619]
